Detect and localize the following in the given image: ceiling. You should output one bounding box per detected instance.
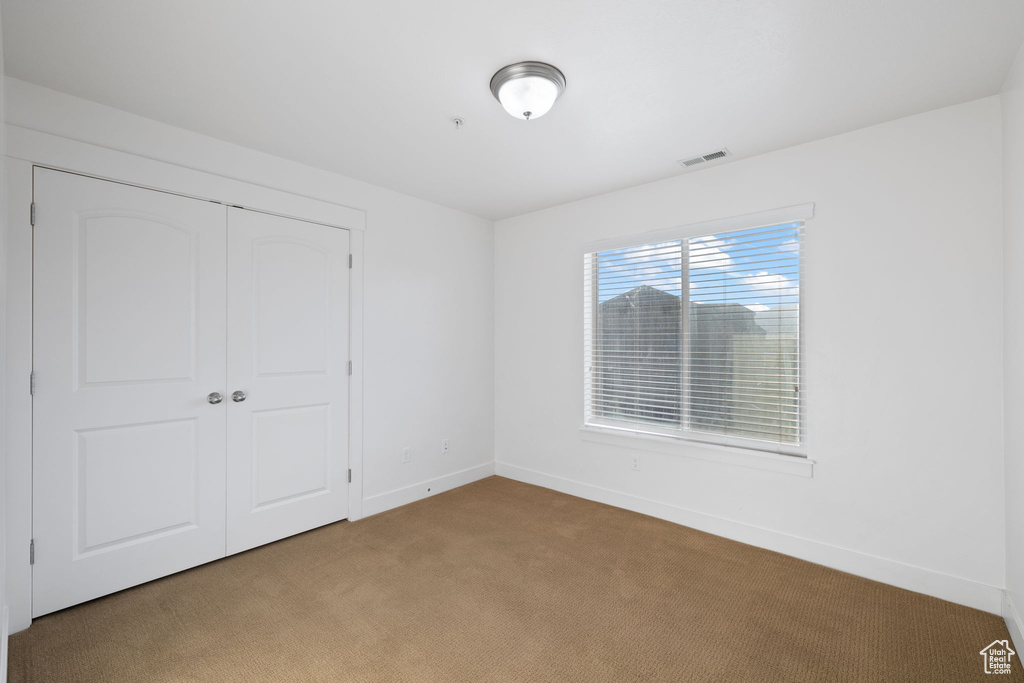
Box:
[3,1,1024,221]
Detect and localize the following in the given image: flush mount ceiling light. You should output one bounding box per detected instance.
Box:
[489,61,566,121]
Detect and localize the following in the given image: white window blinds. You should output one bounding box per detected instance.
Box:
[583,219,803,455]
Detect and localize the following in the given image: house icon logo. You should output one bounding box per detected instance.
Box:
[980,640,1016,674]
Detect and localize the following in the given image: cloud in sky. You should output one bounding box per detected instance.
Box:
[744,271,798,297]
[596,242,683,298]
[689,235,734,269]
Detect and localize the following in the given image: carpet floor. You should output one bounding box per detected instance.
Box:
[8,476,1022,682]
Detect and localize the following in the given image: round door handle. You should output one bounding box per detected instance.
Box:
[207,392,224,405]
[231,390,247,403]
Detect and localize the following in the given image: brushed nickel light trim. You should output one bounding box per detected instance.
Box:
[489,61,566,120]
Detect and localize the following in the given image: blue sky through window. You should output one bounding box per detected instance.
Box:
[595,221,801,312]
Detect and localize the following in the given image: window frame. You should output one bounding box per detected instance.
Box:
[581,204,813,459]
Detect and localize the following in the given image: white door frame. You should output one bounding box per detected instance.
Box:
[4,127,366,633]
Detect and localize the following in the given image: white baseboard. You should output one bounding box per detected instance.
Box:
[362,463,495,518]
[496,462,1004,614]
[1005,592,1024,653]
[2,606,9,683]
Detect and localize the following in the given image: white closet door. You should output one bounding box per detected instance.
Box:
[32,169,228,617]
[225,208,350,555]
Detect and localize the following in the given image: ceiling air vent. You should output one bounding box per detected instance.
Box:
[677,148,732,168]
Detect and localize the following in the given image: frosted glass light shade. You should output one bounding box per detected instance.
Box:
[490,62,566,121]
[497,76,559,120]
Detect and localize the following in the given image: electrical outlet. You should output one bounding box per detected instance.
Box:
[441,438,449,454]
[402,447,411,464]
[631,454,641,471]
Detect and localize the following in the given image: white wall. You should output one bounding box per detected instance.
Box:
[358,189,495,510]
[1002,42,1024,647]
[494,96,1006,612]
[3,78,495,629]
[0,10,8,681]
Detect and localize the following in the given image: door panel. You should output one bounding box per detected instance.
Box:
[254,240,330,376]
[78,213,198,385]
[32,169,228,617]
[251,404,330,508]
[76,418,198,552]
[226,208,350,555]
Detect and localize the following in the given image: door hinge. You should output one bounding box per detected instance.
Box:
[30,203,36,227]
[30,371,36,396]
[348,360,353,375]
[29,539,35,565]
[348,469,352,483]
[349,254,353,269]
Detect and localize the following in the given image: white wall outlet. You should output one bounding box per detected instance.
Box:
[631,454,641,471]
[441,438,449,454]
[402,447,411,463]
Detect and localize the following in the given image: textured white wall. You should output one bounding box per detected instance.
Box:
[495,97,1005,610]
[1002,42,1024,646]
[0,10,8,682]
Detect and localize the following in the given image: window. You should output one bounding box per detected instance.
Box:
[583,207,807,456]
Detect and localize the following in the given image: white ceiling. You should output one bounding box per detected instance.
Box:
[3,0,1024,220]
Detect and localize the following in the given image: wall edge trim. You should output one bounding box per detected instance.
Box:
[495,461,1004,613]
[362,462,495,517]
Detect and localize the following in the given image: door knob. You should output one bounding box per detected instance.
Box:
[231,390,247,403]
[207,392,223,405]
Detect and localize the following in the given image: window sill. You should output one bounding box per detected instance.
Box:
[578,426,814,478]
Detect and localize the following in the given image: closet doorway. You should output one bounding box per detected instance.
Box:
[31,168,351,616]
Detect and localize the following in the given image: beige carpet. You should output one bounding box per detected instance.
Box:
[9,476,1022,682]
